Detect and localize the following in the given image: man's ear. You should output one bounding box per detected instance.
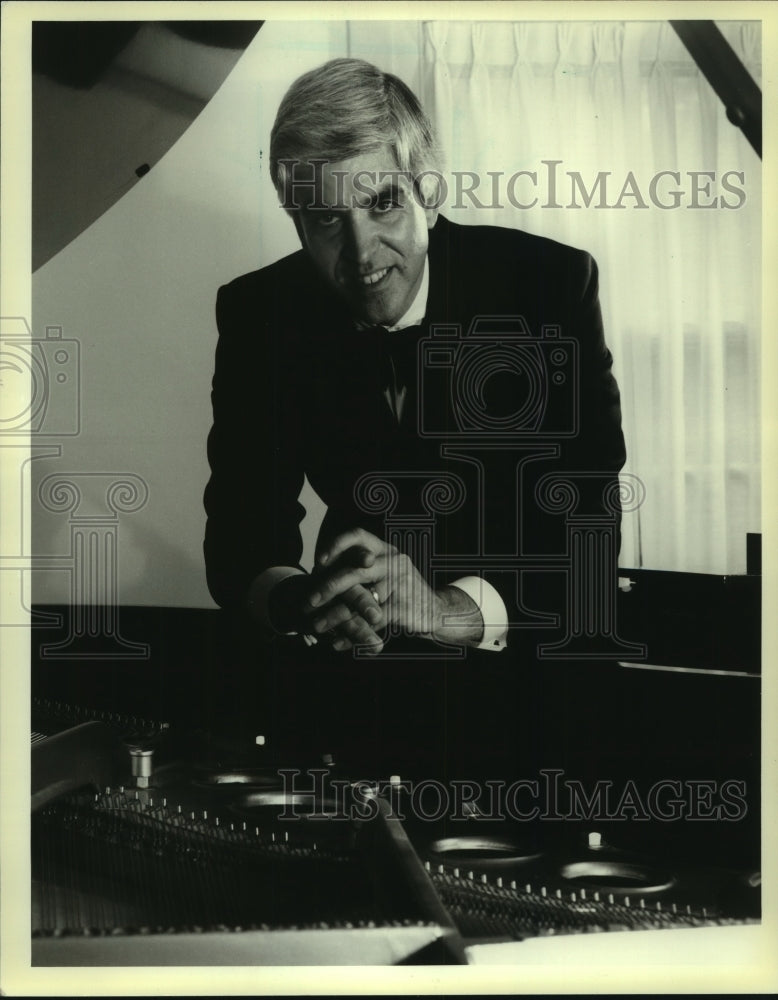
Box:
[424,205,440,230]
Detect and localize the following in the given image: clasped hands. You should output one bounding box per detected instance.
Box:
[269,528,483,655]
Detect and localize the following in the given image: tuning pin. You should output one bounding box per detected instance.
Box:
[639,898,646,909]
[593,891,600,902]
[453,867,460,878]
[424,861,431,872]
[540,886,547,897]
[496,876,503,888]
[467,870,474,881]
[580,888,587,901]
[437,864,445,875]
[656,901,662,912]
[607,893,614,905]
[624,896,630,907]
[570,891,577,902]
[555,889,562,899]
[480,873,488,884]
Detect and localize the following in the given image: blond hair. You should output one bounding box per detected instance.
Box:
[270,58,442,207]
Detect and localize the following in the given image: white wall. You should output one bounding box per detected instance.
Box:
[31,21,355,608]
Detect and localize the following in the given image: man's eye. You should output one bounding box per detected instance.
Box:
[317,212,341,227]
[374,198,402,213]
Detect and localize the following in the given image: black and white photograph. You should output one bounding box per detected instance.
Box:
[1,2,776,993]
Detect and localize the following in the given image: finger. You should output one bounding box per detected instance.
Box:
[309,594,364,634]
[305,558,388,611]
[345,584,386,630]
[331,615,384,655]
[310,586,383,631]
[317,528,383,568]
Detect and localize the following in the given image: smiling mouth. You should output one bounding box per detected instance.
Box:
[358,266,391,287]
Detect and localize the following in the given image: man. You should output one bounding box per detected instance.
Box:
[203,59,626,773]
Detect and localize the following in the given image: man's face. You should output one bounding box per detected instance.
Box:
[291,146,438,327]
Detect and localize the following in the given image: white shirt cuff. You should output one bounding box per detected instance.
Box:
[449,576,509,651]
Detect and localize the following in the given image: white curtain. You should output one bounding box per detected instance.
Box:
[350,20,762,574]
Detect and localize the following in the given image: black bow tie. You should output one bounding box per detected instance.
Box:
[365,323,424,388]
[362,324,425,424]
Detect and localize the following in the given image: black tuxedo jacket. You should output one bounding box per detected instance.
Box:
[203,216,626,648]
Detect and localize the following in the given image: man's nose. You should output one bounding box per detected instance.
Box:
[343,211,379,265]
